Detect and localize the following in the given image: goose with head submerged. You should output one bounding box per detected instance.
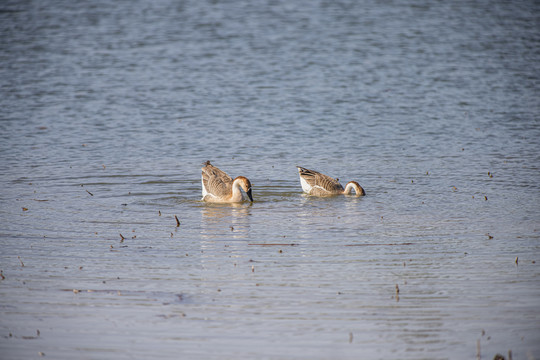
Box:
[201,161,253,203]
[297,166,365,197]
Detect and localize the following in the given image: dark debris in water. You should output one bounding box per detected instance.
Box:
[62,288,188,304]
[345,243,414,247]
[248,243,298,246]
[156,313,186,319]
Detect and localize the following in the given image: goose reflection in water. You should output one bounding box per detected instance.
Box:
[200,202,252,240]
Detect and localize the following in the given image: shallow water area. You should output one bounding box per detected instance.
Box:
[1,0,539,359]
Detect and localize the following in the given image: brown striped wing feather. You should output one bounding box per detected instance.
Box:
[202,162,233,197]
[298,167,344,195]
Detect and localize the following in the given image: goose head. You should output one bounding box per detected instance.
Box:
[234,176,253,202]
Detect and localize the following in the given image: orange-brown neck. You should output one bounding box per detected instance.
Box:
[344,181,365,196]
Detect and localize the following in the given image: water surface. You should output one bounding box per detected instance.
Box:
[1,0,539,359]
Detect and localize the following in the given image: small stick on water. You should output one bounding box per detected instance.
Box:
[86,189,94,196]
[158,210,161,216]
[175,215,180,227]
[120,234,125,243]
[515,257,519,265]
[248,243,298,246]
[18,256,24,267]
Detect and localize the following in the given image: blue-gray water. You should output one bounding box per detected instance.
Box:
[1,0,539,359]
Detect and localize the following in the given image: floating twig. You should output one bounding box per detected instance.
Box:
[18,256,24,267]
[175,215,180,227]
[158,210,161,216]
[120,234,125,243]
[248,243,298,246]
[345,243,414,247]
[86,189,94,196]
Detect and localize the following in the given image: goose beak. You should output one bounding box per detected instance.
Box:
[246,188,253,202]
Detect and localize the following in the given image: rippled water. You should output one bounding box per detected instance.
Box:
[1,0,539,359]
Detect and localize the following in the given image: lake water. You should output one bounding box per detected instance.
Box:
[1,0,539,359]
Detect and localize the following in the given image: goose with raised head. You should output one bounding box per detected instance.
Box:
[201,161,253,203]
[297,166,365,197]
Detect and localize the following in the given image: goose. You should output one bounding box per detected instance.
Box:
[201,161,253,203]
[297,166,365,197]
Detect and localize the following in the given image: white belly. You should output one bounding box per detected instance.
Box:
[201,177,209,199]
[299,176,312,193]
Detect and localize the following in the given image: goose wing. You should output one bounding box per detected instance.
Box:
[297,167,344,195]
[202,161,233,197]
